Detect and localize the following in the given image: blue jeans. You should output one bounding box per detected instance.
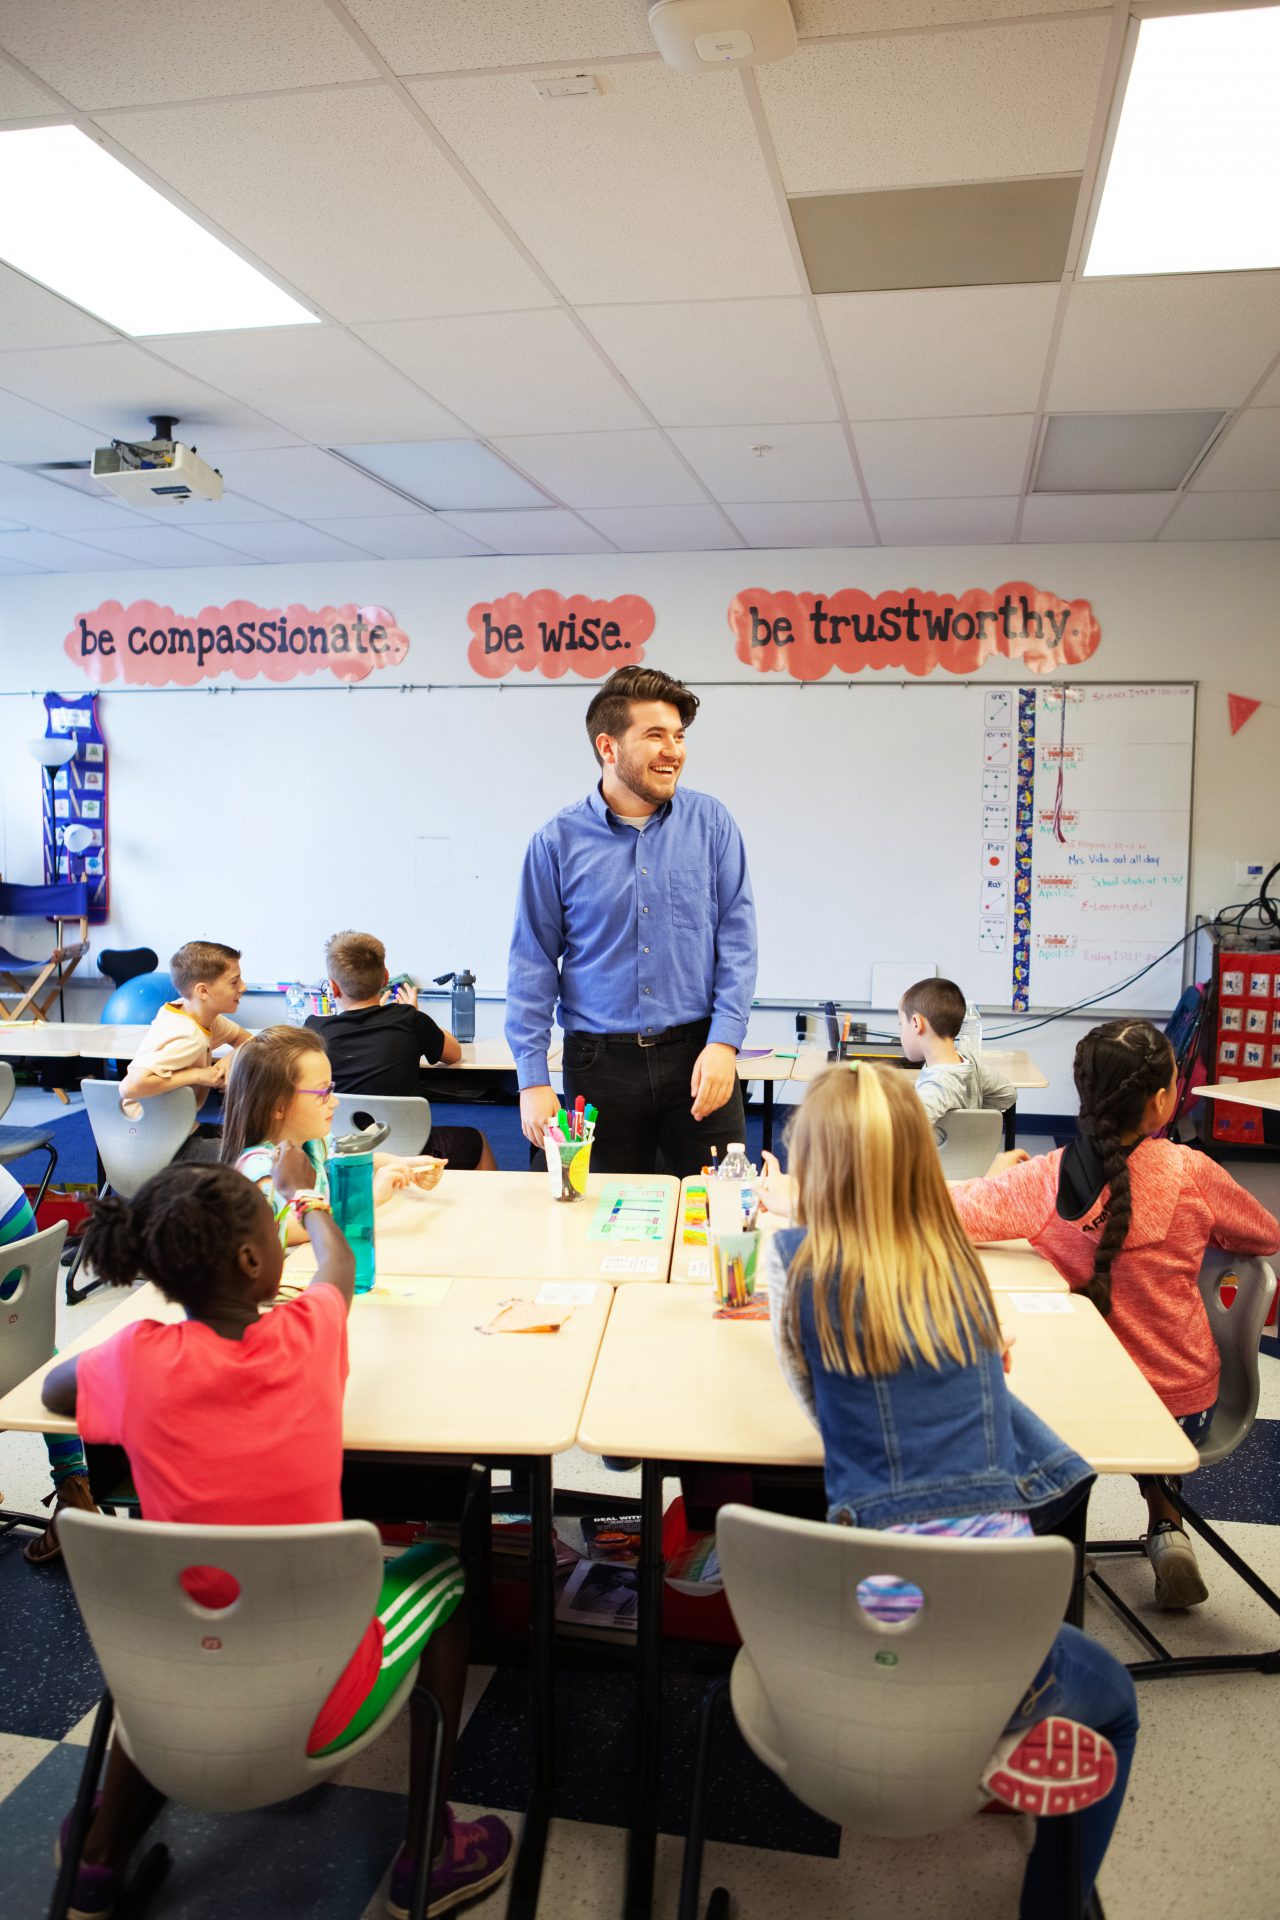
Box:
[1007,1623,1139,1919]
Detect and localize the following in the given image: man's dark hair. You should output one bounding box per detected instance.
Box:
[585,667,700,767]
[899,976,967,1041]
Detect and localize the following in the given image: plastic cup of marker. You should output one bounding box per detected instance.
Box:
[545,1126,591,1202]
[710,1230,759,1308]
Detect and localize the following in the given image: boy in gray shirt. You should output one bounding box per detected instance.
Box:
[898,976,1015,1126]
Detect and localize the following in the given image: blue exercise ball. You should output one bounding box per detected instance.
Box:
[101,970,176,1024]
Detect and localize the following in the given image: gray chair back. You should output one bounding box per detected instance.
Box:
[332,1093,431,1158]
[0,1060,13,1122]
[1196,1249,1277,1469]
[932,1108,1002,1179]
[0,1219,67,1398]
[81,1079,198,1198]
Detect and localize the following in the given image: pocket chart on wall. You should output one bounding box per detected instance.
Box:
[43,690,109,919]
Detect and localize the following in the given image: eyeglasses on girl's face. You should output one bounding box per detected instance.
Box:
[296,1081,336,1100]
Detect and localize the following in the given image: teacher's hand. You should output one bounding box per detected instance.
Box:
[520,1084,561,1150]
[690,1042,737,1122]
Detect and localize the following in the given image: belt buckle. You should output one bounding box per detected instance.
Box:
[636,1030,656,1048]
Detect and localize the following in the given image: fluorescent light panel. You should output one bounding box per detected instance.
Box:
[334,442,550,510]
[1084,7,1280,277]
[0,126,318,335]
[1033,411,1227,493]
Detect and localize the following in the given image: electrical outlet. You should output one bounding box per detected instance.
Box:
[1236,860,1265,888]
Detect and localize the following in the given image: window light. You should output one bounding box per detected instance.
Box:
[1083,5,1280,278]
[0,125,318,335]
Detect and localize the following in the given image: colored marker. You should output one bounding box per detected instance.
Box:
[574,1095,585,1140]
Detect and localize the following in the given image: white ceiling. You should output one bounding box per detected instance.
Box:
[0,0,1276,574]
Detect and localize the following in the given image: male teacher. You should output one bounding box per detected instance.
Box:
[506,664,757,1176]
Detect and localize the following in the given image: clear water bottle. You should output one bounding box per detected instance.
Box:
[284,984,309,1026]
[719,1142,755,1181]
[958,1001,983,1057]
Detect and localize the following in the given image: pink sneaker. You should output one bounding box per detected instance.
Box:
[387,1805,513,1918]
[981,1717,1117,1818]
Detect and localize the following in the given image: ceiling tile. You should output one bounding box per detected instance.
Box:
[669,424,860,503]
[0,548,40,572]
[0,1,375,108]
[438,509,613,554]
[1034,411,1226,494]
[0,527,139,571]
[352,312,645,436]
[345,0,654,71]
[124,490,285,527]
[854,415,1034,498]
[579,505,741,551]
[226,446,413,518]
[794,0,1104,29]
[312,514,491,559]
[0,390,101,462]
[794,179,1079,295]
[334,442,547,510]
[201,521,379,563]
[491,431,707,508]
[1019,493,1177,543]
[1048,274,1280,412]
[1251,359,1280,406]
[0,264,116,350]
[1161,492,1280,541]
[84,524,263,567]
[821,285,1058,421]
[758,21,1110,194]
[99,88,554,324]
[1188,409,1280,493]
[0,341,298,454]
[0,53,56,117]
[0,470,146,534]
[412,64,799,303]
[578,300,835,428]
[873,496,1019,545]
[724,501,875,547]
[145,328,469,444]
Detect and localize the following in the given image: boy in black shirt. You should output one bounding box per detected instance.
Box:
[305,931,495,1169]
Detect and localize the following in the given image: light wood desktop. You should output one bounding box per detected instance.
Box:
[790,1043,1048,1088]
[1199,1078,1280,1114]
[283,1170,679,1284]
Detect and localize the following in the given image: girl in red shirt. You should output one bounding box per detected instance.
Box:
[951,1019,1279,1612]
[42,1149,511,1920]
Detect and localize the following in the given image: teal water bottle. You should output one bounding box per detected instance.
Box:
[328,1148,376,1294]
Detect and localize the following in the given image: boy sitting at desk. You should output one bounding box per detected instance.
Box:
[119,940,251,1157]
[305,930,496,1170]
[898,975,1015,1127]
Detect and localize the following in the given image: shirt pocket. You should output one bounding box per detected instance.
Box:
[669,868,710,930]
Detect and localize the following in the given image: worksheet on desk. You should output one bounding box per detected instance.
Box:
[589,1186,670,1240]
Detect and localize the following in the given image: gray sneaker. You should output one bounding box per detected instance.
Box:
[1144,1520,1208,1609]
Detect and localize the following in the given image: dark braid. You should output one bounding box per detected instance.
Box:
[79,1163,269,1312]
[1072,1020,1176,1316]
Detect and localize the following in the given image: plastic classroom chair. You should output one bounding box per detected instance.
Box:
[0,1219,68,1539]
[0,1060,58,1216]
[1088,1249,1280,1680]
[0,880,90,1023]
[63,1082,197,1306]
[932,1108,1003,1180]
[52,1512,446,1920]
[333,1092,432,1158]
[677,1505,1091,1920]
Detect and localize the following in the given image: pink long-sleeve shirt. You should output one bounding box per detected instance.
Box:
[952,1140,1279,1416]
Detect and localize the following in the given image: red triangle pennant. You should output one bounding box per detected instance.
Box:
[1228,694,1261,735]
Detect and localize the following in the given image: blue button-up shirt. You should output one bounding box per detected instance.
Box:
[505,784,757,1090]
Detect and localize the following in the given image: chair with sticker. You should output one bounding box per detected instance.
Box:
[0,880,91,1023]
[0,1220,69,1541]
[932,1109,1003,1180]
[0,1061,58,1216]
[678,1504,1101,1920]
[333,1092,432,1159]
[63,1081,197,1305]
[51,1511,448,1920]
[1087,1248,1280,1679]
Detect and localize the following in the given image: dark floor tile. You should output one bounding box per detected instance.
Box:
[1187,1417,1280,1526]
[0,1535,103,1740]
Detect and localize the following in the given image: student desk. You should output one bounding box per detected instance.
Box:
[0,1022,153,1060]
[1199,1077,1280,1112]
[0,1271,615,1920]
[579,1286,1196,1920]
[790,1043,1049,1149]
[283,1170,679,1284]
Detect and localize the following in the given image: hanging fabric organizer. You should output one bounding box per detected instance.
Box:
[42,691,110,920]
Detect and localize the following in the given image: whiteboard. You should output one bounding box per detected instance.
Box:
[16,680,1192,1015]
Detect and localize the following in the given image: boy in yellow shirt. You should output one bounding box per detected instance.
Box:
[120,942,252,1152]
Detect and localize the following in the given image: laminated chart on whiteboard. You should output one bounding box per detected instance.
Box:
[1010,685,1194,1013]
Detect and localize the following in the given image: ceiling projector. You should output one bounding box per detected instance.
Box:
[91,414,223,506]
[649,0,797,72]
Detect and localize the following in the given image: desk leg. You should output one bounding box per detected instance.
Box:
[625,1458,664,1920]
[1003,1098,1017,1153]
[762,1080,774,1155]
[507,1456,553,1920]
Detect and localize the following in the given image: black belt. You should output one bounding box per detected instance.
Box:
[587,1020,710,1051]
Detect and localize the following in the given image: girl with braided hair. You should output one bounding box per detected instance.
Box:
[950,1019,1278,1611]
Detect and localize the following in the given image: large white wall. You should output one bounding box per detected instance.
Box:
[1,539,1277,1114]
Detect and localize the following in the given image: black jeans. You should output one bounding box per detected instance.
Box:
[562,1026,745,1178]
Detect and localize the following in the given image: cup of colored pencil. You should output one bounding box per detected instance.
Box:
[710,1227,759,1308]
[543,1098,596,1202]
